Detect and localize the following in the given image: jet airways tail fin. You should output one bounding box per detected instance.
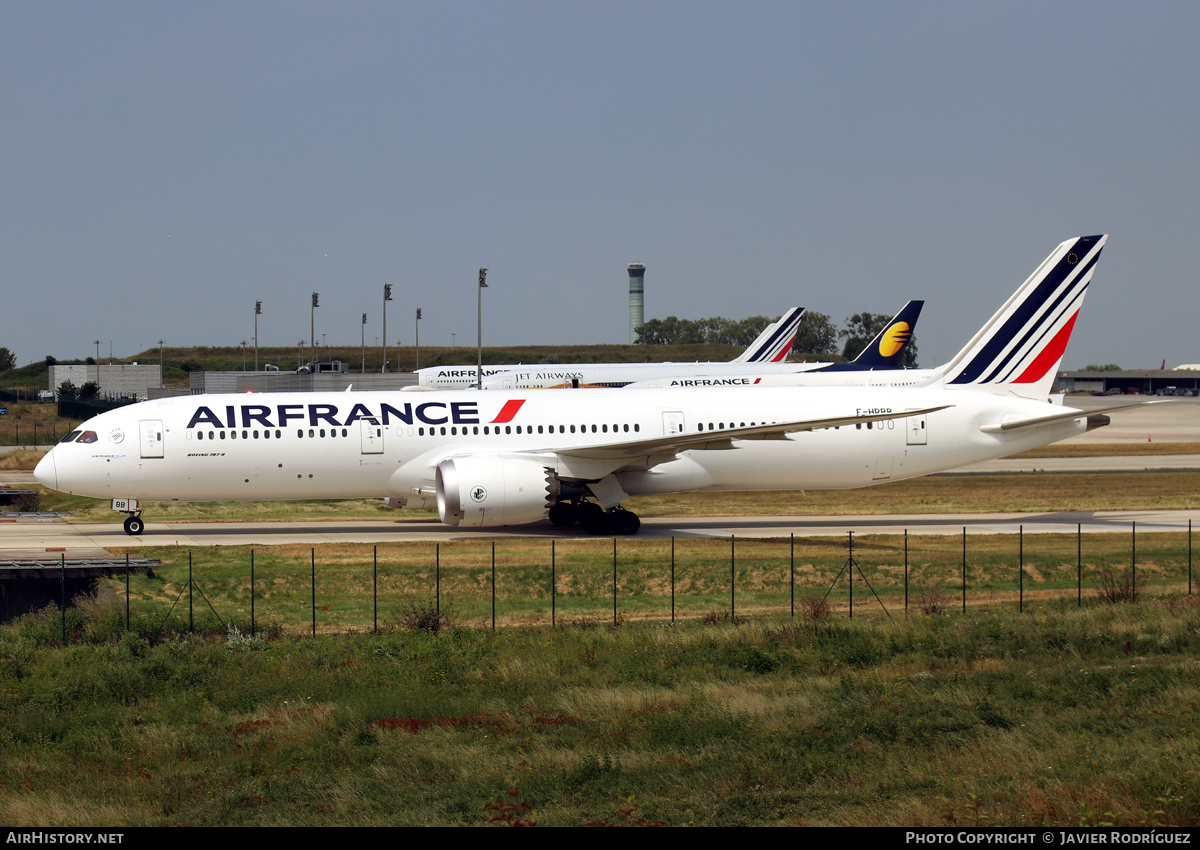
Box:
[848,300,924,368]
[732,307,804,363]
[940,235,1107,400]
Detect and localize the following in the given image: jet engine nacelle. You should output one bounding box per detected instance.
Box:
[436,456,555,528]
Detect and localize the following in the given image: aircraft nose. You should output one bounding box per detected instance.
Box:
[33,449,57,490]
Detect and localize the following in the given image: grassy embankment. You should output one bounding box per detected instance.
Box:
[0,342,797,391]
[84,528,1199,632]
[1,594,1198,826]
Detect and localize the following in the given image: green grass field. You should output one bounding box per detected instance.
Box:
[80,531,1196,634]
[2,595,1198,826]
[5,428,1200,826]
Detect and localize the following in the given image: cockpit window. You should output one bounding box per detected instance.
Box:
[76,431,99,444]
[60,431,81,443]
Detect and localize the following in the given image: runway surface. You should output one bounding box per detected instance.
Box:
[3,509,1198,559]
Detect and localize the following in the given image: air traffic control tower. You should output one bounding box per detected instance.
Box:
[627,263,645,344]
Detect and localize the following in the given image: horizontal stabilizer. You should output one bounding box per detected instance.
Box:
[979,399,1169,434]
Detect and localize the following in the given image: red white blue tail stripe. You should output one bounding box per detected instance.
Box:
[943,235,1106,398]
[733,307,805,363]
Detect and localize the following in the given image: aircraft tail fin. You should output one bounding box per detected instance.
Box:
[940,235,1107,400]
[849,300,924,367]
[732,307,804,363]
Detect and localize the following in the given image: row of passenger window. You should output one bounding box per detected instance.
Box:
[415,423,641,437]
[698,421,765,431]
[189,422,644,441]
[694,420,892,433]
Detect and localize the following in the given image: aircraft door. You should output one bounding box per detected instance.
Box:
[662,411,686,436]
[906,412,928,446]
[139,420,164,458]
[360,421,384,454]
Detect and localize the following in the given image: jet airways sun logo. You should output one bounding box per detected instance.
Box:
[878,322,911,357]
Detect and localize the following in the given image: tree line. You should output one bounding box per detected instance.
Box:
[636,311,918,366]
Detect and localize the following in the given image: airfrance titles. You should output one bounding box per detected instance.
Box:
[185,399,526,430]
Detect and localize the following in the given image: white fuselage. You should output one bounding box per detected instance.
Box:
[476,360,866,389]
[36,385,1084,510]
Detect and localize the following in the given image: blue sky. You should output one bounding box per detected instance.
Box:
[3,1,1197,369]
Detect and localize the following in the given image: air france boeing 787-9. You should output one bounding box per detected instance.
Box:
[36,235,1125,536]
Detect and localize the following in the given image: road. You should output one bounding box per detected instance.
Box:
[2,509,1197,559]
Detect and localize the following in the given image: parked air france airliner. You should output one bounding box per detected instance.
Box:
[415,307,806,389]
[37,236,1120,537]
[480,301,923,389]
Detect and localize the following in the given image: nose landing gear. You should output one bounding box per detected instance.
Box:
[112,498,144,536]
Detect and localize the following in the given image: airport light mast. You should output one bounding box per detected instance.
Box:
[477,268,488,390]
[382,283,393,373]
[254,301,261,370]
[361,313,367,374]
[415,308,422,369]
[310,292,319,367]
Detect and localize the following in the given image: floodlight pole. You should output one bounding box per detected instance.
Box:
[477,268,488,389]
[310,292,319,367]
[415,308,422,369]
[254,300,262,370]
[361,313,367,374]
[382,283,393,373]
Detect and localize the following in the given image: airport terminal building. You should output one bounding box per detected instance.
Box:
[1058,368,1200,396]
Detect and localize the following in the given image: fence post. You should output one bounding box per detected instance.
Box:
[848,530,854,619]
[961,527,966,615]
[125,552,130,632]
[1189,519,1193,597]
[1077,523,1082,608]
[372,545,377,634]
[310,548,316,637]
[436,543,441,616]
[1019,525,1023,614]
[551,539,556,629]
[612,537,617,628]
[790,533,794,618]
[491,541,496,633]
[189,552,194,633]
[1132,521,1137,602]
[730,534,735,622]
[671,537,675,625]
[251,549,256,637]
[60,552,66,642]
[904,529,909,614]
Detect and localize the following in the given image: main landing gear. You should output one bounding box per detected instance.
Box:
[548,500,641,536]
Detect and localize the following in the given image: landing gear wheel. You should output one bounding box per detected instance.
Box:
[578,502,611,535]
[611,509,641,536]
[548,502,578,527]
[123,515,145,536]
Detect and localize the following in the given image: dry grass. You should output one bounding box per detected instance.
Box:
[1012,441,1200,458]
[0,448,47,470]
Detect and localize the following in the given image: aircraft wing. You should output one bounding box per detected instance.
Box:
[550,404,951,462]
